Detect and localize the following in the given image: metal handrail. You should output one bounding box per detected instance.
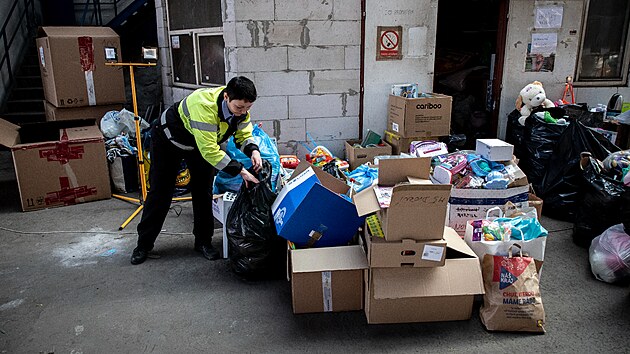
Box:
[0,0,38,110]
[76,0,120,25]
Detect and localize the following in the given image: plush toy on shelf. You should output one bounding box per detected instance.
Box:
[515,81,555,125]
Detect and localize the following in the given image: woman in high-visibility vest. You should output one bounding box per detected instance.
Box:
[131,76,262,265]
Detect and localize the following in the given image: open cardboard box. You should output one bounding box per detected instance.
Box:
[364,228,485,324]
[353,158,452,241]
[0,118,111,211]
[289,244,368,314]
[344,139,392,170]
[271,161,362,248]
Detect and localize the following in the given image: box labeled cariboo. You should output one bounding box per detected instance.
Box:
[364,229,485,324]
[383,130,442,155]
[0,118,111,211]
[353,157,452,241]
[475,138,514,161]
[363,225,455,268]
[446,185,530,236]
[345,139,392,170]
[271,162,362,248]
[44,100,123,123]
[37,27,125,108]
[387,94,452,138]
[289,244,368,314]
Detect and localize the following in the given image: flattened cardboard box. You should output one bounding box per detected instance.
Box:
[384,130,442,155]
[364,230,485,324]
[353,158,452,241]
[44,100,123,122]
[387,94,452,138]
[0,118,111,211]
[290,245,368,314]
[345,139,392,170]
[364,226,453,268]
[37,26,125,108]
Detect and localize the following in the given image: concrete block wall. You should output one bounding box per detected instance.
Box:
[224,0,362,156]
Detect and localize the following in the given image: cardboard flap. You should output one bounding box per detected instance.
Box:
[291,161,349,195]
[0,118,20,148]
[379,158,431,185]
[407,176,431,184]
[353,185,380,216]
[388,183,451,210]
[291,245,368,273]
[442,227,478,258]
[39,26,118,38]
[372,260,484,299]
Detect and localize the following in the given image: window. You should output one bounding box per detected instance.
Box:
[575,0,630,86]
[166,0,226,87]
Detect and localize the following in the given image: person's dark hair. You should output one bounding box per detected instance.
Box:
[225,76,257,102]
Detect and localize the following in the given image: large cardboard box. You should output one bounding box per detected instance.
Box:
[290,245,368,314]
[37,27,125,107]
[446,185,530,236]
[364,230,485,324]
[353,158,452,241]
[387,94,452,138]
[344,139,392,170]
[45,100,123,122]
[271,162,362,248]
[383,130,441,155]
[364,226,452,268]
[0,118,111,211]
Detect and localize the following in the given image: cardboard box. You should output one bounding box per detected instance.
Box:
[290,245,368,314]
[0,118,111,211]
[383,130,441,155]
[37,27,125,107]
[475,138,514,161]
[45,100,123,122]
[345,139,392,170]
[364,230,484,324]
[387,94,452,138]
[353,158,452,241]
[271,162,362,248]
[446,185,530,236]
[364,226,454,268]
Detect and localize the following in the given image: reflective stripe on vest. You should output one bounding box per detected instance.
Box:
[215,154,232,170]
[161,110,195,151]
[240,137,257,152]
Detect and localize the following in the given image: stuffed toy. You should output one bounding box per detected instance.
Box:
[515,81,555,125]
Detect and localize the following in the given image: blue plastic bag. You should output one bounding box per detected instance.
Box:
[495,216,548,241]
[213,125,281,194]
[345,164,378,193]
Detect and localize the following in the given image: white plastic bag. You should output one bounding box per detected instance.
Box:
[589,224,630,284]
[100,108,150,138]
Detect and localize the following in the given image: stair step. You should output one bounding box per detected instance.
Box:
[15,75,43,87]
[6,99,44,112]
[18,64,41,76]
[0,112,46,125]
[10,87,44,100]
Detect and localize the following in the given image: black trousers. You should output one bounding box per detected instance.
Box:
[136,120,216,251]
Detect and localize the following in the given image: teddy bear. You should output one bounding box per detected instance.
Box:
[515,81,555,125]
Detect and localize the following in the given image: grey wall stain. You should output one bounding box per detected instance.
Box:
[262,21,272,49]
[300,19,310,49]
[514,40,522,49]
[341,92,348,116]
[272,119,281,140]
[348,89,358,96]
[247,20,260,47]
[308,71,315,94]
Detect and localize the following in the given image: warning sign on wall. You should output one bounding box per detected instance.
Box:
[376,26,403,61]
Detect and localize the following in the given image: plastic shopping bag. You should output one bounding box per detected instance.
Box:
[589,224,630,284]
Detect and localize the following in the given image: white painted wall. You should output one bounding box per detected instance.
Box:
[363,0,438,138]
[499,0,630,139]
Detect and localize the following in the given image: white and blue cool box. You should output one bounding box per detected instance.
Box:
[271,165,361,248]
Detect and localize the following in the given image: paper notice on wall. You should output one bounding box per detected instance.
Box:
[171,36,180,49]
[535,5,563,29]
[530,33,557,55]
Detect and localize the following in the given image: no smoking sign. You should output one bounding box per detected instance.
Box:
[377,26,402,60]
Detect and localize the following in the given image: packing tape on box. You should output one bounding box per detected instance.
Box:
[322,271,332,312]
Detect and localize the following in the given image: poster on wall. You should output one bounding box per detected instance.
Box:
[525,33,557,72]
[376,26,403,61]
[535,5,563,29]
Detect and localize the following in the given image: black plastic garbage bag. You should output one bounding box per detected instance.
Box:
[505,109,526,160]
[539,122,620,222]
[521,108,568,194]
[226,160,284,278]
[573,154,628,247]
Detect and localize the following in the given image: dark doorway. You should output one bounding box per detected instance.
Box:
[434,0,508,149]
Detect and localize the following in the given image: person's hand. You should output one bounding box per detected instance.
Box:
[240,168,259,188]
[251,150,263,172]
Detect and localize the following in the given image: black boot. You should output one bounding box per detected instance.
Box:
[194,244,221,260]
[131,247,149,265]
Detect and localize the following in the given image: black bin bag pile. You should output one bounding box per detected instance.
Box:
[226,160,284,278]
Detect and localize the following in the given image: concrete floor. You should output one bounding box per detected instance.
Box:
[0,150,629,353]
